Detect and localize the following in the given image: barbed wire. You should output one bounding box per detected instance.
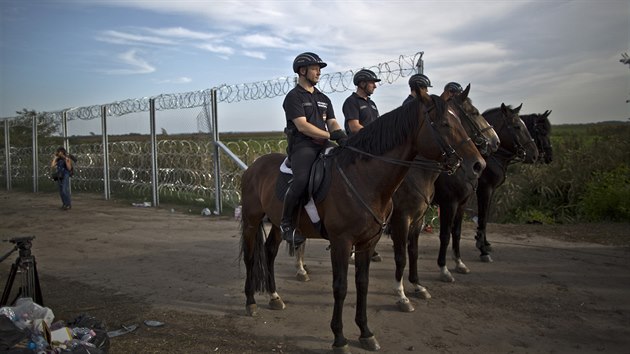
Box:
[1,52,423,123]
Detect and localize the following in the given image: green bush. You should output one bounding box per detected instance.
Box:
[578,164,630,221]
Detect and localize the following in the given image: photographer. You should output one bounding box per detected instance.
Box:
[50,146,73,210]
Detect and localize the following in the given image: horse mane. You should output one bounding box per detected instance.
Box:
[482,106,513,117]
[521,113,551,133]
[337,95,441,167]
[519,114,537,134]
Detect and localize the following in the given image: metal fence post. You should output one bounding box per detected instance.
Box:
[101,105,110,200]
[149,98,159,207]
[415,54,424,74]
[211,88,222,214]
[62,111,70,193]
[32,113,38,193]
[3,120,11,190]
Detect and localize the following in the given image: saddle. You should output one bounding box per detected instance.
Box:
[275,148,335,205]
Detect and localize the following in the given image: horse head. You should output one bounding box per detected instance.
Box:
[483,104,539,163]
[534,110,553,164]
[417,92,486,181]
[448,84,500,157]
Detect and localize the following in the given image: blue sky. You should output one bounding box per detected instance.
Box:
[1,0,628,134]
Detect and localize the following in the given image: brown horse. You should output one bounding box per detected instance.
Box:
[388,85,499,311]
[475,104,539,262]
[240,93,485,353]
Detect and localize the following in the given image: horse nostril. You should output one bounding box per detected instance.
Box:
[473,161,483,176]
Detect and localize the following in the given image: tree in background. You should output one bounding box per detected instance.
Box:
[8,109,60,147]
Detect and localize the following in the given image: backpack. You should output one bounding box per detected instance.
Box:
[68,154,78,177]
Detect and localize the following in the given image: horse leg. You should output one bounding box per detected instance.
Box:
[242,219,269,317]
[451,207,470,274]
[475,183,494,262]
[294,242,310,282]
[329,241,352,352]
[265,225,286,310]
[390,214,415,312]
[353,245,380,351]
[437,203,455,282]
[407,222,431,299]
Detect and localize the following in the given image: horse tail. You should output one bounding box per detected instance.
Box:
[240,217,270,293]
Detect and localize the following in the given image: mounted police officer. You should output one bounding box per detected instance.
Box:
[343,69,381,135]
[403,73,432,105]
[441,81,464,102]
[342,68,383,261]
[281,52,348,248]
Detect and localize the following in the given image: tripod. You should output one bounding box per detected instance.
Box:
[0,236,44,307]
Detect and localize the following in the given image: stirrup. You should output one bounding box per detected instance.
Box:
[281,226,305,247]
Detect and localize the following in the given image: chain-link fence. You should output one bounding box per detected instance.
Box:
[0,52,424,214]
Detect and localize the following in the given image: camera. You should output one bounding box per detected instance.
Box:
[8,236,35,247]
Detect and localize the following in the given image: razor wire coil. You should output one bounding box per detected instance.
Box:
[1,52,422,122]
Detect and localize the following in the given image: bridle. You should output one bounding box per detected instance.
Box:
[493,111,536,163]
[532,118,552,162]
[447,98,494,157]
[334,97,470,231]
[342,97,468,175]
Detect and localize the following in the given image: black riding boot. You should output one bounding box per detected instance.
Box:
[280,187,306,248]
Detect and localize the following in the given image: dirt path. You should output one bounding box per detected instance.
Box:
[1,191,629,353]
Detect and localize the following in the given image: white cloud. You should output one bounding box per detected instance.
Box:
[156,77,192,84]
[97,30,175,45]
[237,34,289,49]
[196,43,234,56]
[106,49,155,75]
[243,51,266,60]
[144,27,221,40]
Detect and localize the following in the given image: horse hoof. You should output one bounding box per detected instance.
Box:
[332,344,351,354]
[359,336,381,351]
[269,298,286,310]
[246,304,258,317]
[397,299,415,312]
[414,288,432,300]
[440,272,455,283]
[296,272,310,282]
[455,264,471,274]
[480,254,493,263]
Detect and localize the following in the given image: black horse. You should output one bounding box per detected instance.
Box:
[474,104,540,262]
[521,110,553,164]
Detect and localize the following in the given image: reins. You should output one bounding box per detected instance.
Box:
[335,161,393,234]
[343,145,444,172]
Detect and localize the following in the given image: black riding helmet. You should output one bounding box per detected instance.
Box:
[293,52,327,74]
[408,73,432,89]
[353,69,381,86]
[444,82,463,93]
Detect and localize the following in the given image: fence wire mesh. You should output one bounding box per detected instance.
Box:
[0,52,423,211]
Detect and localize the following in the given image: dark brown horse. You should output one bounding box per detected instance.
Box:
[388,85,499,311]
[521,110,553,164]
[240,93,484,352]
[474,104,539,262]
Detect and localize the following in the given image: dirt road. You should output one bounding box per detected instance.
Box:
[1,191,629,353]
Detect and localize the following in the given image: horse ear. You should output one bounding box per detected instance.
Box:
[514,103,523,114]
[545,110,552,117]
[500,103,508,116]
[462,84,470,99]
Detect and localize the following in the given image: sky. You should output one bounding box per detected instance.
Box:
[1,0,629,135]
